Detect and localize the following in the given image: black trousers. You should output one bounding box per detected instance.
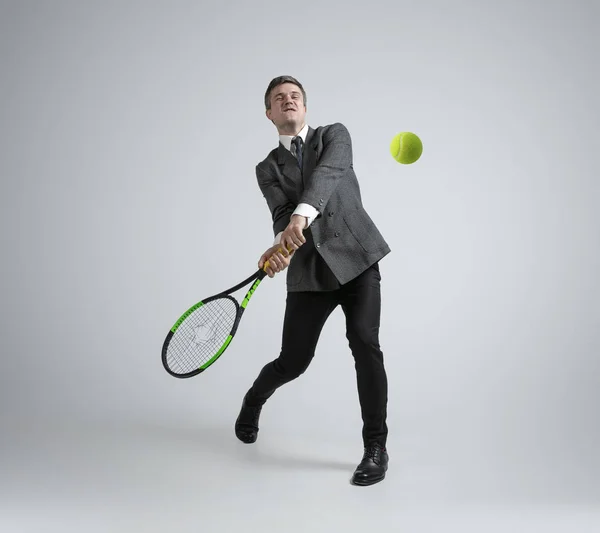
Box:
[245,263,388,447]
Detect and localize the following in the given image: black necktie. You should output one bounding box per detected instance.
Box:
[292,136,303,170]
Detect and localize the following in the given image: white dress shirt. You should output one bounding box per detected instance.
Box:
[273,123,319,246]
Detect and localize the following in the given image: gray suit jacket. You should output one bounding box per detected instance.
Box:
[256,122,391,291]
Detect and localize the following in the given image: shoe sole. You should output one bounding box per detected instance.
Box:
[351,473,386,486]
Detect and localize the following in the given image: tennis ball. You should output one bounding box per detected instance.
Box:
[390,132,423,164]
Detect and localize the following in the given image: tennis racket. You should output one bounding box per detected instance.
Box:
[161,249,291,378]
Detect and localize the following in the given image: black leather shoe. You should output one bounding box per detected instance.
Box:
[351,444,389,486]
[234,395,263,444]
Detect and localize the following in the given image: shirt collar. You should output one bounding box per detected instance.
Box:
[279,123,309,152]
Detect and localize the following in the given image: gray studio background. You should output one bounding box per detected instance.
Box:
[1,0,598,531]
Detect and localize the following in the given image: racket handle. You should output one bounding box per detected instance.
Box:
[263,245,294,272]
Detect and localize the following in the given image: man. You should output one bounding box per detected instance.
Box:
[235,75,391,486]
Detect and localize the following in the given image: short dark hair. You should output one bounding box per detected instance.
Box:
[264,75,307,110]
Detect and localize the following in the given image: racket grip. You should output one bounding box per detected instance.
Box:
[263,245,294,272]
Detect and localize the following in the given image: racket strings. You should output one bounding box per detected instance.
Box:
[166,298,238,374]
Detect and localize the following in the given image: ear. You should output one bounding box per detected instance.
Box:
[266,108,272,120]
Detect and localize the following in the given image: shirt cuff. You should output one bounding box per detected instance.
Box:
[293,203,319,227]
[273,231,283,246]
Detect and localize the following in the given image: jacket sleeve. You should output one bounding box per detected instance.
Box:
[256,165,295,237]
[299,123,352,213]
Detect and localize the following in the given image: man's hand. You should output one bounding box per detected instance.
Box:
[258,244,293,278]
[280,214,307,253]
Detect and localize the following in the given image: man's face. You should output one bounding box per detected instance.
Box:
[266,83,306,133]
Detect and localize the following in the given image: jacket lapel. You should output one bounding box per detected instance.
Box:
[302,127,318,187]
[276,126,320,201]
[277,141,302,201]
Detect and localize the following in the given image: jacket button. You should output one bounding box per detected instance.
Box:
[316,242,321,248]
[335,232,339,237]
[328,211,334,217]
